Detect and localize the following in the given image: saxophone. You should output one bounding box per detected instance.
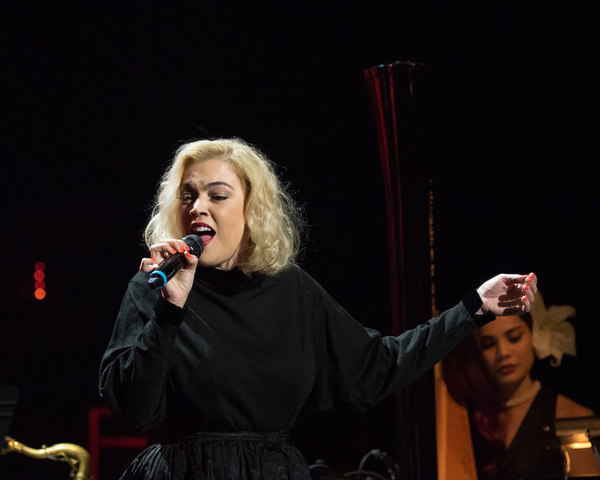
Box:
[2,436,92,480]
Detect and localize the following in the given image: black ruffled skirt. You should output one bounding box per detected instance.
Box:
[119,431,311,480]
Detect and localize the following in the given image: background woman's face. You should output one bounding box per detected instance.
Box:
[178,158,246,271]
[478,315,535,390]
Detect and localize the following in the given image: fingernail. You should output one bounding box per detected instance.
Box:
[185,251,192,258]
[524,285,529,290]
[523,295,528,302]
[150,258,156,262]
[171,248,177,254]
[184,245,191,251]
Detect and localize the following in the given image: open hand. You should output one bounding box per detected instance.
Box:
[476,273,537,316]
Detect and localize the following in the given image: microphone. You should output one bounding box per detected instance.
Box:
[148,234,204,289]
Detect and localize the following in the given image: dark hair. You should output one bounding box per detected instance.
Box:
[442,312,533,411]
[441,312,533,478]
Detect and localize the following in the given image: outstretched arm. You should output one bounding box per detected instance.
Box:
[477,272,537,316]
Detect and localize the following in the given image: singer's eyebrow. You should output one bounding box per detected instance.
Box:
[204,181,234,190]
[180,180,235,190]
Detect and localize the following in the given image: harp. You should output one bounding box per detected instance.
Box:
[364,61,476,480]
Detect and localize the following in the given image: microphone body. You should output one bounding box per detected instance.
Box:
[148,234,204,289]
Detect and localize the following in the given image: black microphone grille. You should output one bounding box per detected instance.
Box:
[183,234,204,257]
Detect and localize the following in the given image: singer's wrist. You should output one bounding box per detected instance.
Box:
[163,296,187,309]
[462,290,495,327]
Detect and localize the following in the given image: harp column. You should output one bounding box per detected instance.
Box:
[364,61,440,480]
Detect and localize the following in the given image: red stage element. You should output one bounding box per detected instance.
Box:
[88,405,148,480]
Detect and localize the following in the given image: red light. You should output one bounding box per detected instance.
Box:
[34,261,47,300]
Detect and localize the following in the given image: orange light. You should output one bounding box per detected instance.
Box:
[34,262,47,300]
[34,289,46,300]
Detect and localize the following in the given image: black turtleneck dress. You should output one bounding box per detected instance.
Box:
[99,264,484,480]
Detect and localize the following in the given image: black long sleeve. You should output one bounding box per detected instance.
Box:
[99,265,482,434]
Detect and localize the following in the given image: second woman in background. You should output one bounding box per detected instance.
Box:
[443,293,596,480]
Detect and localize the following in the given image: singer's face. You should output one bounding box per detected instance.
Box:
[178,158,246,271]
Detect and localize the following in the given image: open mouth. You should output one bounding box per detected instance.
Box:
[192,223,215,245]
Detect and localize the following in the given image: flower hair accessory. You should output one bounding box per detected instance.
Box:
[531,291,577,367]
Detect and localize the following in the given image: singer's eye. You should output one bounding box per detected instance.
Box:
[210,194,228,202]
[178,192,194,204]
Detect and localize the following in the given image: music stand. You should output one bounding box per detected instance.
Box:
[0,385,19,449]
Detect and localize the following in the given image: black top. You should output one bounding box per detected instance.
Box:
[99,264,483,479]
[100,264,482,435]
[472,386,564,480]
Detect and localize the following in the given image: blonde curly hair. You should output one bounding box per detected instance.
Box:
[144,138,305,276]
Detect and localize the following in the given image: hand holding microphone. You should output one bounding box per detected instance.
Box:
[147,234,205,289]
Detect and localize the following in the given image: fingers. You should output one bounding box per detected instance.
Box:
[149,239,192,261]
[520,291,531,313]
[139,257,159,273]
[507,272,537,314]
[138,239,194,273]
[527,272,537,293]
[522,272,536,304]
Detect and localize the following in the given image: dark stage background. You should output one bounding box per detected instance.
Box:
[1,2,599,479]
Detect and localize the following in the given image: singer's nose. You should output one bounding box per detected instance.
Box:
[190,198,208,217]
